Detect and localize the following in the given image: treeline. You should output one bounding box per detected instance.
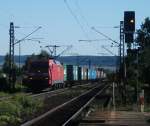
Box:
[0,50,49,91]
[126,17,150,103]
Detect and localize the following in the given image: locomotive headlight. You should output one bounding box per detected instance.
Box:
[45,77,48,80]
[29,77,33,80]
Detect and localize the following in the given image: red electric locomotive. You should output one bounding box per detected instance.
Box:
[23,59,64,90]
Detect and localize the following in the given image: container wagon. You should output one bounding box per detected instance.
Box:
[88,68,97,81]
[23,59,106,91]
[63,65,82,86]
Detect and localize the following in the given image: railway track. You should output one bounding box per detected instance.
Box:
[21,83,109,126]
[0,83,94,101]
[30,83,94,99]
[0,92,32,101]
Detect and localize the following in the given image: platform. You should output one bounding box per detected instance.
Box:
[79,111,150,126]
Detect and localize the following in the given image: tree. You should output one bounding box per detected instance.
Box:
[23,50,50,71]
[125,18,150,103]
[2,54,19,91]
[136,18,150,84]
[37,50,50,59]
[2,53,10,74]
[134,17,150,103]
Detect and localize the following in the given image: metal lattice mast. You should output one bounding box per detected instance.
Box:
[120,21,126,104]
[120,21,124,66]
[120,21,124,81]
[9,22,15,89]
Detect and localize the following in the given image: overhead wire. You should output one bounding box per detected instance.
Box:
[75,0,91,29]
[64,0,113,56]
[74,0,112,54]
[64,0,89,39]
[101,45,117,56]
[91,27,119,45]
[74,1,119,56]
[74,0,102,53]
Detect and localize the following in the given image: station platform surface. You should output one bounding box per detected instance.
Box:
[79,111,150,126]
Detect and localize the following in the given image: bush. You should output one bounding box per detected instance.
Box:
[0,92,9,97]
[0,101,22,126]
[13,93,43,116]
[0,94,43,126]
[0,75,8,91]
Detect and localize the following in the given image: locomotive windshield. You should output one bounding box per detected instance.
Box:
[29,61,49,73]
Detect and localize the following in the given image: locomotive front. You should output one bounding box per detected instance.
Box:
[23,60,50,90]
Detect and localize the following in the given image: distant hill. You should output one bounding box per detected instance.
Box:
[0,55,29,65]
[57,56,119,66]
[0,55,119,71]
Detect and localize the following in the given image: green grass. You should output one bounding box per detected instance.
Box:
[0,92,9,98]
[0,93,43,126]
[144,104,150,112]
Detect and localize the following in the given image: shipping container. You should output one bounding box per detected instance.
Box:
[78,67,81,81]
[73,66,78,81]
[100,69,104,78]
[63,64,73,81]
[63,65,67,81]
[88,68,97,80]
[81,67,88,80]
[96,68,101,79]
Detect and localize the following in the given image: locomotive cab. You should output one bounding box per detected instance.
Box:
[23,60,49,90]
[23,59,64,91]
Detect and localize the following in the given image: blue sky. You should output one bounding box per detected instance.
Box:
[0,0,149,56]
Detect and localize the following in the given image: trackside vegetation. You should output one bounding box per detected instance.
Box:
[0,94,43,126]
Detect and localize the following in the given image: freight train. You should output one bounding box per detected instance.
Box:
[22,58,106,91]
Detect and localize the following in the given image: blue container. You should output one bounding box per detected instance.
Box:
[92,70,97,79]
[88,68,96,80]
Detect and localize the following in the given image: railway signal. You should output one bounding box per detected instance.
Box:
[124,11,135,43]
[124,11,135,32]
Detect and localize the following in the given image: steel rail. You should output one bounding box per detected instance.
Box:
[21,83,108,126]
[62,84,109,126]
[0,83,93,101]
[30,83,94,98]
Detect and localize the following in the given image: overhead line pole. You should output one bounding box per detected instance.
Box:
[120,21,126,104]
[9,23,42,90]
[18,38,41,73]
[9,22,15,90]
[91,25,125,104]
[14,26,42,45]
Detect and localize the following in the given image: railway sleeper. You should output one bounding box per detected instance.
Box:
[21,84,109,126]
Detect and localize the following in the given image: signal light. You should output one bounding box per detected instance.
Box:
[130,19,134,23]
[124,11,135,43]
[124,11,135,32]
